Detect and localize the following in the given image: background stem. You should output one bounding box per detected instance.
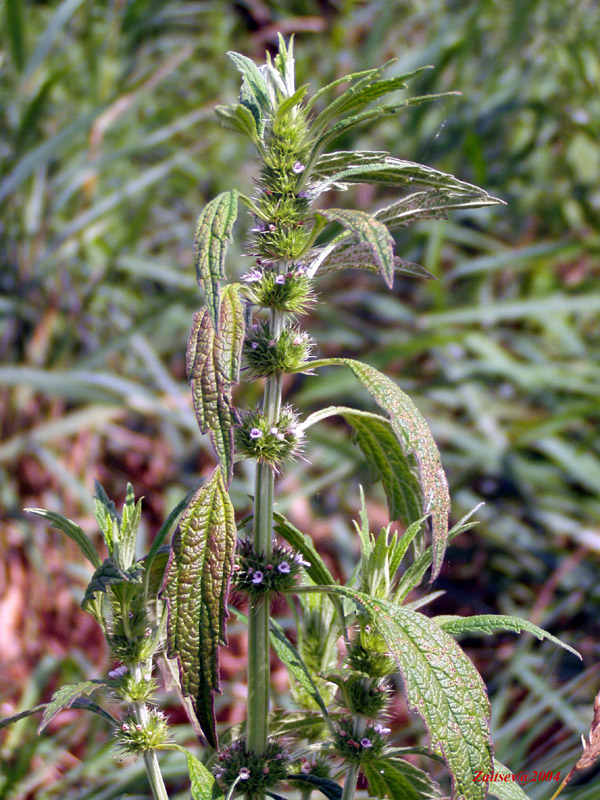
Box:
[247,308,283,754]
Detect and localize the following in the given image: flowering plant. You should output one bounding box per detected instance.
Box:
[3,37,584,800]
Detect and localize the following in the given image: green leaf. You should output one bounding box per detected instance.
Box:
[0,700,116,732]
[376,189,503,231]
[82,558,143,611]
[93,480,120,554]
[269,619,330,718]
[144,484,201,589]
[345,411,423,526]
[486,761,532,800]
[187,284,245,483]
[436,614,581,659]
[25,508,101,568]
[114,483,142,570]
[227,51,271,126]
[316,242,435,281]
[215,103,262,149]
[311,66,432,136]
[272,512,336,589]
[308,360,451,580]
[315,156,500,196]
[39,681,108,732]
[186,751,225,800]
[305,65,385,113]
[287,774,342,800]
[193,190,239,326]
[313,149,388,178]
[313,588,493,800]
[275,84,309,121]
[363,756,443,799]
[315,209,395,288]
[163,468,237,749]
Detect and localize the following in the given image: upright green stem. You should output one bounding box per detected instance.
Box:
[247,308,284,754]
[341,717,366,800]
[132,664,169,800]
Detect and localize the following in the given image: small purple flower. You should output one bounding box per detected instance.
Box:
[239,768,251,780]
[109,665,128,679]
[242,268,263,283]
[293,162,305,173]
[294,554,311,568]
[275,274,286,284]
[270,427,279,435]
[373,723,391,734]
[277,562,291,574]
[360,738,373,748]
[249,428,263,439]
[251,342,259,350]
[215,770,224,779]
[252,571,264,584]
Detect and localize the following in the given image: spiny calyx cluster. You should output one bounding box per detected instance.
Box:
[214,738,289,797]
[232,539,310,595]
[235,405,304,469]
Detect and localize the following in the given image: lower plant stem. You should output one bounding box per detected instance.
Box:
[133,665,169,800]
[247,309,283,754]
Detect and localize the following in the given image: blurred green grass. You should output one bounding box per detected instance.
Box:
[1,0,599,797]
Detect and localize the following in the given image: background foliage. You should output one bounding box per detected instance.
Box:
[1,1,599,798]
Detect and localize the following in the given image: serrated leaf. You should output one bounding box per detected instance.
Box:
[316,242,435,281]
[436,614,580,659]
[25,508,101,568]
[93,480,119,554]
[305,65,384,113]
[345,411,423,526]
[228,50,271,130]
[215,103,262,148]
[311,360,450,580]
[114,483,142,570]
[187,284,245,483]
[486,761,532,800]
[288,774,342,800]
[376,189,503,230]
[193,190,239,326]
[363,756,443,799]
[81,558,143,610]
[314,156,498,197]
[163,468,237,749]
[311,66,431,137]
[186,751,225,800]
[316,209,395,288]
[313,150,388,178]
[314,588,492,800]
[39,681,108,733]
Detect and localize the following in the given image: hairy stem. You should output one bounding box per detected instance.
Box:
[341,718,366,800]
[133,664,169,800]
[247,308,283,754]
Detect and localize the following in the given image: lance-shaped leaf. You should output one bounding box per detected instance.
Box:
[301,405,423,527]
[376,189,504,230]
[1,699,116,732]
[436,614,580,659]
[363,756,444,799]
[307,360,450,579]
[215,103,262,150]
[162,468,237,749]
[193,190,239,326]
[39,680,109,733]
[114,482,142,570]
[227,51,271,122]
[187,284,245,483]
[308,588,492,800]
[313,150,388,178]
[315,241,435,281]
[315,209,395,288]
[312,156,495,196]
[288,775,342,800]
[25,508,102,568]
